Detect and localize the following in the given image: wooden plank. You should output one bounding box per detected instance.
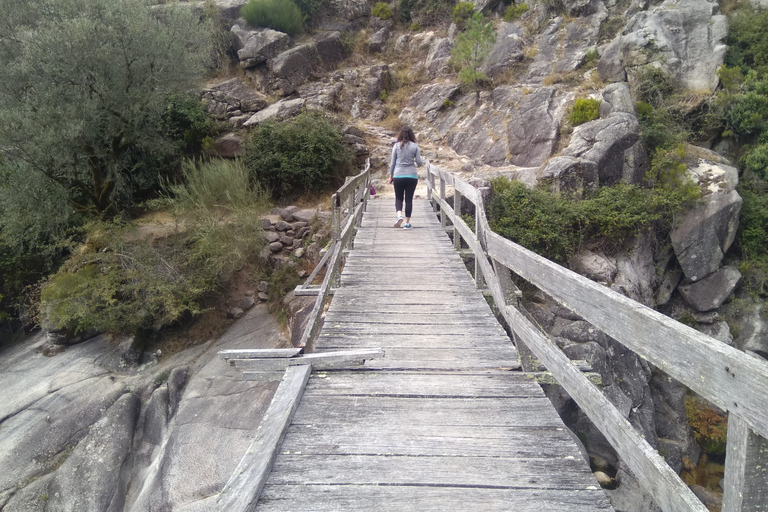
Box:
[216,364,311,512]
[219,348,302,361]
[280,423,588,459]
[497,302,707,512]
[291,396,563,428]
[319,323,507,336]
[722,413,768,512]
[257,485,612,512]
[304,371,545,398]
[298,241,342,351]
[232,349,384,371]
[486,230,768,439]
[267,454,601,489]
[316,334,513,350]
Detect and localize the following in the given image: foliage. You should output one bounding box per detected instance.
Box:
[372,2,393,20]
[598,16,624,43]
[292,0,329,18]
[503,2,529,21]
[244,112,353,202]
[241,0,303,35]
[203,0,238,72]
[722,91,768,137]
[568,98,601,126]
[452,2,475,28]
[451,13,496,90]
[39,160,269,335]
[743,143,768,180]
[582,48,600,69]
[685,395,727,455]
[632,66,677,107]
[736,183,768,262]
[636,101,686,157]
[0,0,212,217]
[488,178,693,262]
[397,0,457,26]
[724,5,768,77]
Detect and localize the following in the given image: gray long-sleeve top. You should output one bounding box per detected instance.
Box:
[390,141,423,178]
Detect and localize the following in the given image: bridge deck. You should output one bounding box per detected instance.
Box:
[257,199,613,511]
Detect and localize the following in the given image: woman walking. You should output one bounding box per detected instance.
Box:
[389,126,423,229]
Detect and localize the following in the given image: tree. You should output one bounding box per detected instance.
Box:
[451,13,496,93]
[0,0,212,225]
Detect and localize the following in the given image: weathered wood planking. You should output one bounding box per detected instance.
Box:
[217,365,311,512]
[219,348,302,361]
[722,414,768,512]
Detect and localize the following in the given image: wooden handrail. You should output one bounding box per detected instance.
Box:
[425,161,768,512]
[296,158,372,351]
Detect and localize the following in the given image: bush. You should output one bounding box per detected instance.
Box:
[632,66,676,107]
[488,178,693,262]
[39,160,269,335]
[725,5,768,76]
[503,2,528,21]
[737,184,768,262]
[453,2,475,28]
[293,0,329,18]
[636,101,686,158]
[245,112,353,201]
[241,0,303,35]
[685,395,727,455]
[743,143,768,180]
[568,98,600,126]
[452,13,496,91]
[722,91,768,137]
[372,2,393,20]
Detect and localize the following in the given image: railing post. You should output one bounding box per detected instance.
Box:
[723,412,768,511]
[453,190,463,251]
[331,193,340,242]
[440,175,447,230]
[474,206,485,290]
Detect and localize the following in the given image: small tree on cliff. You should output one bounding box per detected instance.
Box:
[0,0,212,226]
[451,13,496,96]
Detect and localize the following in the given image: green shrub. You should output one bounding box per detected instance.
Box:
[582,48,599,69]
[453,2,475,28]
[452,13,496,91]
[40,160,269,335]
[503,2,528,21]
[568,98,601,126]
[293,0,329,18]
[722,91,768,137]
[685,395,727,455]
[725,5,768,76]
[632,66,676,107]
[488,178,693,262]
[372,2,393,20]
[245,112,353,201]
[636,101,686,157]
[743,143,768,180]
[241,0,303,35]
[737,184,768,262]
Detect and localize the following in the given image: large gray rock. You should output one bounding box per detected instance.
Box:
[209,133,244,158]
[597,36,627,83]
[231,24,291,68]
[650,372,701,469]
[562,112,640,186]
[4,393,140,512]
[599,82,635,117]
[670,161,741,282]
[315,32,345,70]
[605,468,663,512]
[569,249,618,283]
[621,0,727,93]
[406,83,462,122]
[483,22,524,78]
[426,38,453,76]
[243,98,306,126]
[678,266,742,311]
[610,234,657,307]
[538,156,599,194]
[725,299,768,358]
[202,78,268,115]
[327,0,370,20]
[268,43,319,96]
[508,87,563,167]
[299,81,344,110]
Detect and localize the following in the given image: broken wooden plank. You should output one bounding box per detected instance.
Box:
[217,364,311,512]
[232,348,384,371]
[219,348,302,361]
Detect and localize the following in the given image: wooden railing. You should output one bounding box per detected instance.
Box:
[294,158,372,351]
[425,162,768,512]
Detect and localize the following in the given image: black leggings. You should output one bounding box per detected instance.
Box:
[393,177,418,218]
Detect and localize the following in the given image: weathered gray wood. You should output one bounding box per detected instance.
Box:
[525,371,603,386]
[296,245,333,289]
[258,486,612,512]
[498,302,707,512]
[217,364,311,511]
[242,371,286,381]
[723,414,768,512]
[219,348,302,361]
[486,230,768,440]
[298,241,341,351]
[232,349,384,371]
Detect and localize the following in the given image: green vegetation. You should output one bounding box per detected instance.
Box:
[0,0,213,322]
[568,98,601,126]
[724,6,768,77]
[685,395,727,455]
[241,0,304,35]
[292,0,330,19]
[452,2,475,29]
[503,2,529,21]
[372,2,394,20]
[488,179,694,263]
[40,160,269,336]
[397,0,457,26]
[451,13,496,91]
[245,112,354,202]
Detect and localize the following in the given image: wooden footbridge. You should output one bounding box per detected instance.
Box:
[218,161,768,512]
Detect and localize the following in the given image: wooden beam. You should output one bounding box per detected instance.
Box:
[232,349,385,371]
[485,230,768,440]
[216,364,311,512]
[723,414,768,512]
[219,348,303,361]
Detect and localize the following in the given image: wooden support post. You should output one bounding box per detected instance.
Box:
[440,175,447,229]
[475,209,485,290]
[331,193,341,243]
[493,258,538,372]
[217,364,312,512]
[723,413,768,512]
[454,190,462,251]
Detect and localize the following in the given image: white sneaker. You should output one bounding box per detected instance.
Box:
[394,216,404,228]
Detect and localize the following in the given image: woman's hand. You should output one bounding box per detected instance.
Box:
[388,176,393,184]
